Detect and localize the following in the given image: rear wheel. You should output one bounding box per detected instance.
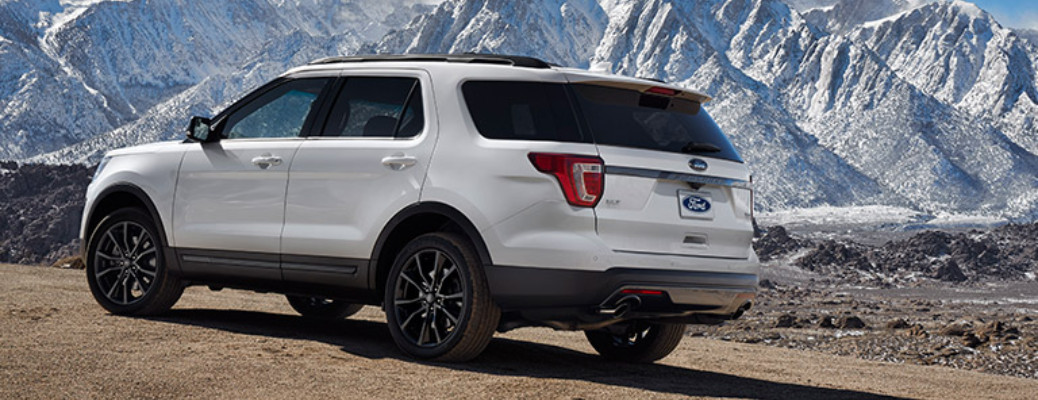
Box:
[384,233,499,362]
[585,321,685,363]
[286,295,363,319]
[85,208,183,316]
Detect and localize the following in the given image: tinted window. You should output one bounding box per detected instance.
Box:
[322,77,423,138]
[222,78,330,139]
[572,84,742,162]
[462,81,587,143]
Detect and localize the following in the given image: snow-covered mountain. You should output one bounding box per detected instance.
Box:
[1019,29,1038,45]
[7,0,1038,219]
[1,0,432,160]
[800,0,927,34]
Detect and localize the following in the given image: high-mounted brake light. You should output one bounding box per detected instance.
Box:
[528,153,604,207]
[646,86,680,96]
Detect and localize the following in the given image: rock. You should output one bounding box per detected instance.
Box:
[796,241,873,273]
[775,314,797,328]
[932,260,967,282]
[906,324,928,338]
[49,255,84,270]
[973,321,1005,338]
[753,226,804,261]
[836,316,867,329]
[962,333,984,348]
[886,318,911,330]
[759,279,776,290]
[937,347,960,358]
[939,323,970,337]
[819,316,836,329]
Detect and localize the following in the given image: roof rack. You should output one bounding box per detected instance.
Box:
[308,53,556,69]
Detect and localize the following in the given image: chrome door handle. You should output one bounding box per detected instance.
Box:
[251,153,282,169]
[381,154,417,171]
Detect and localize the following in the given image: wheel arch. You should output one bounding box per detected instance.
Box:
[84,184,170,256]
[368,202,492,298]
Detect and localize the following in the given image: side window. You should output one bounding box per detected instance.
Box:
[461,81,587,143]
[221,78,330,139]
[322,77,424,138]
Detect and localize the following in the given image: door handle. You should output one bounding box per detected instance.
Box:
[381,154,417,171]
[251,153,283,169]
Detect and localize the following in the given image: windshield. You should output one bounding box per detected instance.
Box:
[570,84,743,163]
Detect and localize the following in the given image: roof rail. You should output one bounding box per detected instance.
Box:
[308,53,556,69]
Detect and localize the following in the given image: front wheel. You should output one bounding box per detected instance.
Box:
[286,295,363,319]
[585,322,686,363]
[85,208,183,316]
[384,233,500,362]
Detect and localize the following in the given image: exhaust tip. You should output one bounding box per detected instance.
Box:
[598,295,642,318]
[731,301,753,320]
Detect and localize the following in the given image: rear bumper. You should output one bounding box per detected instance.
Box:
[484,265,758,318]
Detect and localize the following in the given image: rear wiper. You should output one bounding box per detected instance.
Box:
[680,142,722,154]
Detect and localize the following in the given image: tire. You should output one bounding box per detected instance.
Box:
[85,208,183,316]
[384,233,500,362]
[286,295,363,319]
[585,322,686,363]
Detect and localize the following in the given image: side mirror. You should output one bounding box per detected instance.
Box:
[187,116,215,142]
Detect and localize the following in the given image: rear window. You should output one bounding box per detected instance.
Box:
[571,84,742,163]
[461,81,588,143]
[322,77,424,138]
[461,80,741,163]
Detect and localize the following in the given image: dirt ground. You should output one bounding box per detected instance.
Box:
[2,265,1037,399]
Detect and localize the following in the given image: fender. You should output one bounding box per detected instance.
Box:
[367,202,493,290]
[84,183,178,273]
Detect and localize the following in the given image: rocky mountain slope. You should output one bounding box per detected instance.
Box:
[2,0,1038,220]
[0,162,93,265]
[756,223,1038,287]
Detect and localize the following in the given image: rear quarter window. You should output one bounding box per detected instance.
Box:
[461,81,588,143]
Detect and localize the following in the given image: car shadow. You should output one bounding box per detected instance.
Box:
[145,309,906,400]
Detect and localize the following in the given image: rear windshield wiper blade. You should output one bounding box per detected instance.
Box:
[681,141,722,154]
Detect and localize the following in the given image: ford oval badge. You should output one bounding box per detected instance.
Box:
[689,158,708,171]
[682,195,711,213]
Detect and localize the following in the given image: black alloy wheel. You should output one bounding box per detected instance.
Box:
[384,233,499,362]
[85,208,183,315]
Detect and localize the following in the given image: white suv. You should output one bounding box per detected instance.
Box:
[83,54,759,362]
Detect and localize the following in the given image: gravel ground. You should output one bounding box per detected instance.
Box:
[3,264,1038,399]
[693,282,1038,379]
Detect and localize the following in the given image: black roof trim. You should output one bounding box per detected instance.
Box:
[308,53,556,69]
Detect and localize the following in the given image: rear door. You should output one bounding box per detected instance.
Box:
[570,83,755,260]
[280,72,435,291]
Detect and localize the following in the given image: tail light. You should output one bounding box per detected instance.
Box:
[528,153,604,207]
[751,174,759,220]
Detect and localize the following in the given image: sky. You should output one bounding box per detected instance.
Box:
[969,0,1038,30]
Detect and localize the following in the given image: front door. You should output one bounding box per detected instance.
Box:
[173,77,333,281]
